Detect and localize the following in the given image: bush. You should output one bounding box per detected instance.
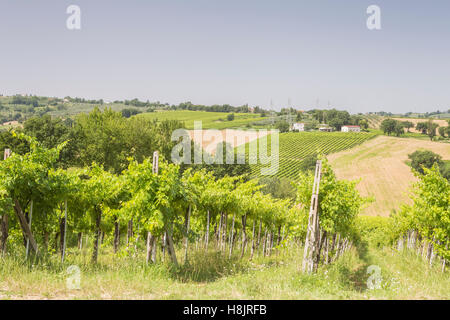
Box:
[356,216,395,248]
[408,150,442,175]
[275,120,290,133]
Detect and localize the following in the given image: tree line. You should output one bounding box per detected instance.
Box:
[381,118,450,140]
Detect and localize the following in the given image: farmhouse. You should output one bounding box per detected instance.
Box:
[341,125,361,133]
[318,124,333,132]
[291,122,305,131]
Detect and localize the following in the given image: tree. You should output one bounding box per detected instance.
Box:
[227,113,235,121]
[204,142,251,179]
[275,121,290,133]
[408,150,443,175]
[0,129,29,155]
[299,154,318,172]
[416,122,428,134]
[258,176,296,201]
[438,126,447,138]
[70,107,183,173]
[121,108,141,118]
[426,120,439,141]
[380,119,397,136]
[394,121,405,137]
[359,119,369,130]
[23,115,72,167]
[402,121,414,132]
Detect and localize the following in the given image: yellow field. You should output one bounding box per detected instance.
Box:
[188,129,269,155]
[328,136,450,216]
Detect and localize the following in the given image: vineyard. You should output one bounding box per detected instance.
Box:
[0,134,363,269]
[363,115,384,129]
[0,131,448,299]
[249,132,378,179]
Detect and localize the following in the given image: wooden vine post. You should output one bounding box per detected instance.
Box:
[0,149,11,256]
[302,160,322,274]
[4,148,11,160]
[146,151,159,264]
[25,200,33,258]
[61,200,68,263]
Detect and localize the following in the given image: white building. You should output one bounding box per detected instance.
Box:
[291,123,305,131]
[341,125,361,133]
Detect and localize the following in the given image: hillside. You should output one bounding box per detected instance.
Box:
[0,96,267,130]
[328,136,450,216]
[249,132,378,179]
[137,110,267,129]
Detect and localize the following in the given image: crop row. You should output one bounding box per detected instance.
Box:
[248,132,377,179]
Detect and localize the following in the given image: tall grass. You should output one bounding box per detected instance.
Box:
[0,241,448,300]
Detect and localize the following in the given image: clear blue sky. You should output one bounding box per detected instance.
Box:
[1,0,449,113]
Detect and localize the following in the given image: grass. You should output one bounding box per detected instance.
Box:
[328,135,450,216]
[137,110,267,129]
[0,242,448,300]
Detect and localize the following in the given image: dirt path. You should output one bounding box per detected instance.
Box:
[328,136,450,216]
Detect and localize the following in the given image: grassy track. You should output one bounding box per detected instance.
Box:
[0,245,448,299]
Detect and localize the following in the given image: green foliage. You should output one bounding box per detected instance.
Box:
[275,121,290,133]
[393,165,450,260]
[121,108,141,118]
[258,176,296,201]
[438,126,447,138]
[204,142,252,179]
[408,150,442,175]
[402,121,414,132]
[295,159,371,239]
[70,107,183,173]
[311,109,350,131]
[416,120,439,140]
[0,129,30,155]
[299,153,318,172]
[355,216,396,248]
[380,118,404,136]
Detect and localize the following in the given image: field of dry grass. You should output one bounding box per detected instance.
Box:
[188,129,269,155]
[328,136,450,216]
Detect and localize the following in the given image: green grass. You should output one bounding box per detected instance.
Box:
[137,110,267,129]
[0,243,448,299]
[248,131,378,179]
